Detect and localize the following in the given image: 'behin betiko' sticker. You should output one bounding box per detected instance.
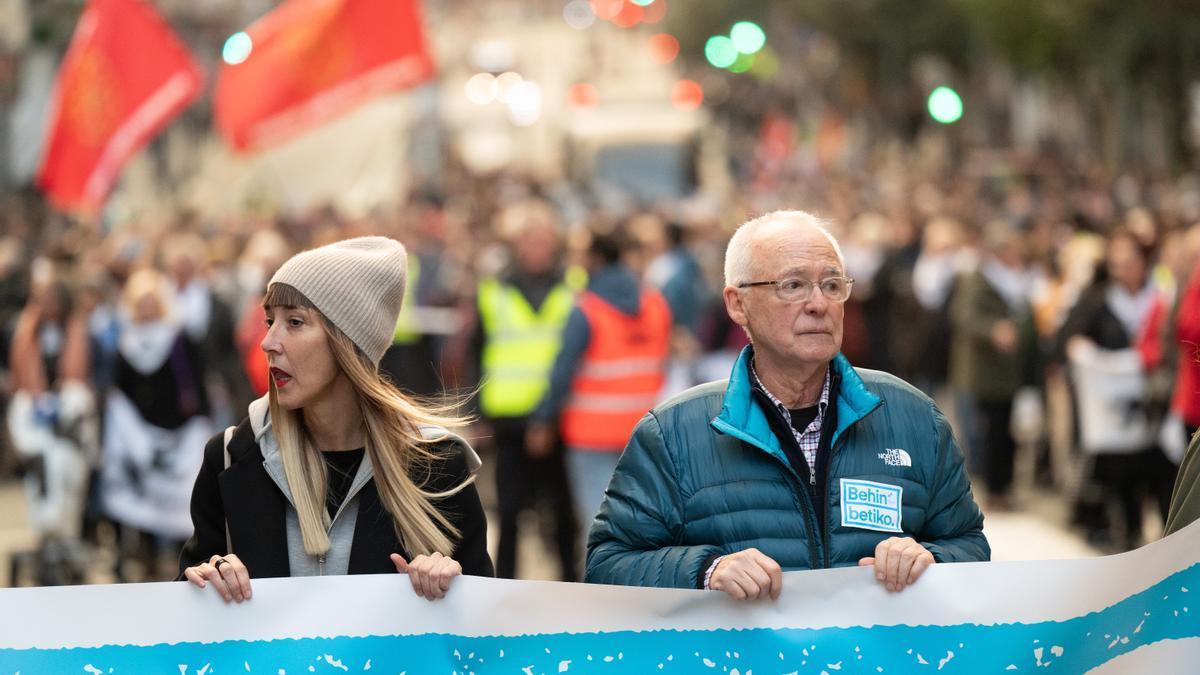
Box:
[840,478,903,532]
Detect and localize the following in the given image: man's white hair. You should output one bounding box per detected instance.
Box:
[723,210,846,287]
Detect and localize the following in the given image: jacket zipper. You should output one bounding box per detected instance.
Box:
[319,507,343,577]
[318,471,364,577]
[798,478,822,570]
[823,439,836,569]
[778,462,822,570]
[320,506,345,577]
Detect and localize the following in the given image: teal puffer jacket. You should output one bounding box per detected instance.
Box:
[586,347,989,589]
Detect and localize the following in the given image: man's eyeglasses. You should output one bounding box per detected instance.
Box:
[737,276,855,303]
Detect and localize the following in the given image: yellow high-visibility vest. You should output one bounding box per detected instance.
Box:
[393,254,421,345]
[478,278,575,417]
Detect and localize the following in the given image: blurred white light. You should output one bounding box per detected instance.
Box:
[458,127,516,174]
[222,32,252,65]
[563,0,596,30]
[494,71,524,103]
[469,40,514,72]
[506,80,542,127]
[465,73,496,105]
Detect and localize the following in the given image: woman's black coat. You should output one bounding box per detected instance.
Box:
[177,418,494,578]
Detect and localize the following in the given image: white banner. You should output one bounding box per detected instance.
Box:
[2,520,1200,673]
[1069,348,1153,454]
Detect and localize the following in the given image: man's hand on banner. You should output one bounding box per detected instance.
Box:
[391,552,463,601]
[709,548,783,601]
[184,554,253,603]
[858,537,935,592]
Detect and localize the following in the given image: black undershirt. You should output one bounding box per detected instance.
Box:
[788,406,820,436]
[323,448,365,520]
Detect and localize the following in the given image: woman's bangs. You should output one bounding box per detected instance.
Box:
[263,283,316,312]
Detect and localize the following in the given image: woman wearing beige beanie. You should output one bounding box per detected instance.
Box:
[179,237,492,601]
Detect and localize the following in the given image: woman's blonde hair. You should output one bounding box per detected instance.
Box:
[263,283,472,558]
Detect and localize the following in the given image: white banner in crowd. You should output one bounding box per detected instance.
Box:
[3,521,1200,674]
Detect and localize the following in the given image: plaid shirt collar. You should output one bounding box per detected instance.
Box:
[749,357,832,419]
[750,358,831,483]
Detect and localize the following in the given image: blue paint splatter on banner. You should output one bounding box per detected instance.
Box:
[4,564,1197,674]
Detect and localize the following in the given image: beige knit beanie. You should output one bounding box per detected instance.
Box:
[268,236,407,366]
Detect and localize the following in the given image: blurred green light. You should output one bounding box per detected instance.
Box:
[631,0,655,5]
[728,51,756,73]
[928,86,963,124]
[222,32,253,65]
[730,21,766,54]
[705,35,738,69]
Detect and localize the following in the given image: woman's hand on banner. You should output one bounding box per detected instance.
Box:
[858,537,934,592]
[184,554,253,603]
[391,552,462,600]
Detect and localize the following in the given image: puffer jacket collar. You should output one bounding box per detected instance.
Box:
[710,346,882,470]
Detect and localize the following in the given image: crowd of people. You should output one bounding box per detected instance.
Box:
[1,126,1199,587]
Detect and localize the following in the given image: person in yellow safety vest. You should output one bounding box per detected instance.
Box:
[469,203,582,581]
[392,254,422,346]
[379,253,440,397]
[527,229,672,555]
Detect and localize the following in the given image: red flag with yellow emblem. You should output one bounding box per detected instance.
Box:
[36,0,203,215]
[214,0,436,152]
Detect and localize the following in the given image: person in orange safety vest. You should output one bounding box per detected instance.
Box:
[527,230,672,551]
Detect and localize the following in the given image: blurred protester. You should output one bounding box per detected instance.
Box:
[0,236,30,475]
[1135,223,1200,517]
[6,261,97,584]
[949,221,1036,510]
[0,236,28,376]
[1166,225,1200,442]
[467,201,579,580]
[644,218,710,341]
[643,216,712,399]
[162,233,248,428]
[179,237,492,602]
[102,268,212,580]
[911,217,968,396]
[587,212,988,598]
[235,230,292,398]
[864,212,922,376]
[836,212,888,371]
[75,264,120,544]
[1059,229,1163,549]
[1026,232,1101,488]
[528,229,671,551]
[380,194,462,397]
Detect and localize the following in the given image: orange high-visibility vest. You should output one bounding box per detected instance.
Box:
[561,289,671,450]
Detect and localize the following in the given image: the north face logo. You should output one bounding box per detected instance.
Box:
[879,448,912,467]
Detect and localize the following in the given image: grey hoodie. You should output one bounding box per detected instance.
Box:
[243,395,481,576]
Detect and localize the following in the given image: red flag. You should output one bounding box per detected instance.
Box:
[36,0,203,215]
[214,0,436,152]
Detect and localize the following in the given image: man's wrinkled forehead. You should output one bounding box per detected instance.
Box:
[754,221,843,273]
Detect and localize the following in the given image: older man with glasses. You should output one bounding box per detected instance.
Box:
[586,210,989,600]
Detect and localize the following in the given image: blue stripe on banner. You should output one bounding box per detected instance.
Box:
[4,563,1197,674]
